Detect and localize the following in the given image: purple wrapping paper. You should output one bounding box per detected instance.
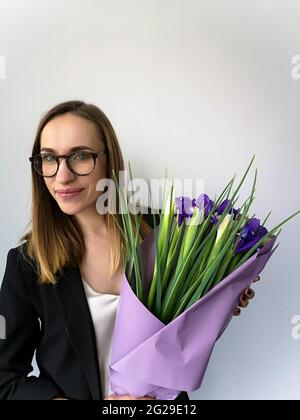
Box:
[109,233,277,400]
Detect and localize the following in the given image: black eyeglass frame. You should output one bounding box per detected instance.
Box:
[29,150,107,177]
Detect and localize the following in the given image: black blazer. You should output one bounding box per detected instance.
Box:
[0,227,190,400]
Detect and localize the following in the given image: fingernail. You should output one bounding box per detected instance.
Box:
[245,288,255,299]
[234,307,241,316]
[240,295,249,308]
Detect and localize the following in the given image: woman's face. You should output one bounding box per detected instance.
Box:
[40,113,107,216]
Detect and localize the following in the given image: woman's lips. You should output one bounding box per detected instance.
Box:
[56,189,84,199]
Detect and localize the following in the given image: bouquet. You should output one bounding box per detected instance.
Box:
[108,156,299,400]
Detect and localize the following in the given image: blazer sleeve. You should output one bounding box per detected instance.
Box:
[0,248,61,400]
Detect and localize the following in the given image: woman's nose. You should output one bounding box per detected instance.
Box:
[55,158,76,182]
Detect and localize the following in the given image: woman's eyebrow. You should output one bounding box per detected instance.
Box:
[40,146,96,153]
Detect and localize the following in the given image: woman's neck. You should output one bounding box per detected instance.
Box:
[74,206,108,240]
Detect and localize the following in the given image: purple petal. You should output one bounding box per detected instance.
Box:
[217,199,231,215]
[234,225,268,254]
[232,207,241,220]
[211,215,219,225]
[246,218,261,234]
[175,196,194,216]
[196,194,214,218]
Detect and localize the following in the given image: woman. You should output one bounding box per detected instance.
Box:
[0,100,257,400]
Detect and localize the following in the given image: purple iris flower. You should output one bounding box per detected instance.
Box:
[217,198,230,215]
[195,194,214,218]
[217,199,240,220]
[209,197,241,226]
[234,217,268,254]
[174,196,196,226]
[174,194,240,227]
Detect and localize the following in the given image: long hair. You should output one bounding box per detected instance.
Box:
[19,100,152,284]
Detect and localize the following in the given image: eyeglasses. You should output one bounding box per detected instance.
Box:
[29,150,107,177]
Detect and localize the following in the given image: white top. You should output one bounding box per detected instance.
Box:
[81,277,120,399]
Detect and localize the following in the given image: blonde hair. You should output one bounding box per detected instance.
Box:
[19,100,152,284]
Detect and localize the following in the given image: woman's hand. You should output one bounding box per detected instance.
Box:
[233,275,260,316]
[104,394,155,400]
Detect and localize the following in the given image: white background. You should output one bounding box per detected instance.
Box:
[0,0,299,399]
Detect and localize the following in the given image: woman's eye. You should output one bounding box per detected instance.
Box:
[42,154,56,162]
[74,153,88,160]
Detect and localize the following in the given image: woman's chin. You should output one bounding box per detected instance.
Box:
[58,203,84,216]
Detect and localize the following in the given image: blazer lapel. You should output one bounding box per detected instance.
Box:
[53,265,102,400]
